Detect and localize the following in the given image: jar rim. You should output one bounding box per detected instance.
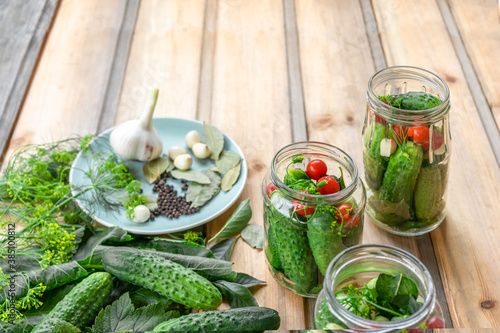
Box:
[323,243,436,331]
[367,66,450,125]
[270,141,360,204]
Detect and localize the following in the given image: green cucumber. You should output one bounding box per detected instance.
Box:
[414,165,443,220]
[151,307,280,332]
[379,142,423,224]
[390,91,442,110]
[125,237,216,258]
[264,217,283,271]
[307,210,345,276]
[32,272,112,332]
[363,122,389,190]
[101,247,222,310]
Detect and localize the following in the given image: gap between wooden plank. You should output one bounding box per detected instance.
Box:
[359,0,453,327]
[97,0,140,133]
[0,0,60,161]
[196,0,218,123]
[436,0,500,167]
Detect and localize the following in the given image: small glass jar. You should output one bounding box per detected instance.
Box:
[363,66,451,236]
[262,142,366,297]
[313,244,446,331]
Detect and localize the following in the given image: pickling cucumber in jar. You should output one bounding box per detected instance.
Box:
[262,142,366,297]
[363,66,451,236]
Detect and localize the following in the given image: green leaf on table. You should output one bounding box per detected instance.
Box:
[0,254,41,273]
[208,199,252,242]
[92,292,172,333]
[143,156,173,184]
[233,272,266,288]
[71,226,131,261]
[213,280,259,308]
[215,150,241,174]
[201,122,224,160]
[129,288,173,309]
[46,319,80,333]
[221,161,242,192]
[240,224,265,249]
[209,237,239,261]
[170,169,211,184]
[185,170,221,208]
[124,237,216,258]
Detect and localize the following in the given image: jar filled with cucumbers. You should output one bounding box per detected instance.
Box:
[363,66,451,236]
[313,244,447,331]
[262,142,366,297]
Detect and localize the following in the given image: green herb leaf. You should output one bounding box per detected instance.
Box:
[240,224,265,249]
[233,273,265,288]
[209,237,239,261]
[376,273,399,303]
[185,170,221,207]
[201,123,225,160]
[208,199,252,242]
[0,321,33,333]
[170,169,211,184]
[396,275,419,299]
[71,226,131,261]
[124,237,216,258]
[143,156,172,184]
[92,292,171,333]
[220,162,242,191]
[215,150,241,174]
[213,280,259,308]
[129,288,173,309]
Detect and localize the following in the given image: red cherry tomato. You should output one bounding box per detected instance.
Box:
[265,183,277,198]
[337,204,359,228]
[317,176,340,195]
[292,201,315,216]
[306,159,327,180]
[412,126,430,143]
[391,124,409,143]
[425,315,445,329]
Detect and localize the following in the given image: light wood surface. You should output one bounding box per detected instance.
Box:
[1,0,500,330]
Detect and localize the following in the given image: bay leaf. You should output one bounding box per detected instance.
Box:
[170,170,211,184]
[221,161,241,192]
[216,150,241,174]
[185,170,221,208]
[143,156,172,183]
[240,224,265,249]
[208,199,252,242]
[201,122,224,160]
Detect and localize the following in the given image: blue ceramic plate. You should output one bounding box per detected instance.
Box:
[69,118,247,235]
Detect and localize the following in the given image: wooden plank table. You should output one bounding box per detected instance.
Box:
[2,0,500,330]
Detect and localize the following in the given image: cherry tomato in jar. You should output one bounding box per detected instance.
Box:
[306,159,327,180]
[336,204,360,228]
[411,126,430,144]
[425,315,445,329]
[391,124,409,143]
[317,176,340,195]
[292,201,315,216]
[265,183,277,198]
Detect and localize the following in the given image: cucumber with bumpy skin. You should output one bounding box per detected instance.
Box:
[363,122,388,190]
[32,272,112,333]
[101,247,222,310]
[265,219,283,271]
[379,141,423,223]
[151,307,280,332]
[389,91,442,110]
[414,165,442,220]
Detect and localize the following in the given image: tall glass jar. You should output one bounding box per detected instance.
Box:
[313,244,447,331]
[363,66,451,236]
[262,142,366,297]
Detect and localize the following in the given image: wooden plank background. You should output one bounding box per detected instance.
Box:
[1,0,500,330]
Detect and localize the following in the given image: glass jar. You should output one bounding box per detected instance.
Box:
[262,142,366,297]
[313,244,447,331]
[363,66,451,236]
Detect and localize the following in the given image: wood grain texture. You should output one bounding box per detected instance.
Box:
[437,0,500,166]
[372,0,500,327]
[116,0,206,124]
[205,0,304,329]
[7,0,128,153]
[0,0,59,159]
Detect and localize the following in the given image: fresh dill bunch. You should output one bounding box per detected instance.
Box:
[183,230,205,245]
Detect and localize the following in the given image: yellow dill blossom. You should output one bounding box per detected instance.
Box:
[184,230,204,245]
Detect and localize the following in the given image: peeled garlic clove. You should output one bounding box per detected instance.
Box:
[174,154,192,170]
[133,205,150,223]
[192,143,211,159]
[380,138,397,157]
[109,89,163,161]
[185,130,200,149]
[168,145,187,161]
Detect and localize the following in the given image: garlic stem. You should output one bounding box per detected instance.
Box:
[139,89,159,130]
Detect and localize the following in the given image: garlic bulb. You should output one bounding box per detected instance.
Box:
[133,205,150,223]
[192,143,211,159]
[168,145,187,161]
[174,154,192,170]
[109,89,163,161]
[185,130,200,149]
